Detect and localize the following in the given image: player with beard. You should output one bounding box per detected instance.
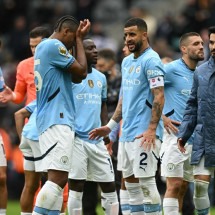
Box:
[89,17,165,215]
[160,32,204,215]
[178,26,215,215]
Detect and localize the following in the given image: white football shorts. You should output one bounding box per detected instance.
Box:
[0,134,6,167]
[39,125,75,172]
[69,136,115,182]
[193,156,215,178]
[160,130,193,182]
[19,136,42,171]
[121,138,161,178]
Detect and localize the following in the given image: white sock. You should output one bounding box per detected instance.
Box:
[21,213,32,215]
[33,181,63,214]
[0,209,6,215]
[101,191,119,215]
[120,189,130,215]
[125,182,144,215]
[163,198,179,215]
[68,190,83,215]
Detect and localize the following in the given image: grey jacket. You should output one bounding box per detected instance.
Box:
[178,57,215,167]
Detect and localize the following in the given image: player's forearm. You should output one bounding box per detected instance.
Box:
[101,102,108,126]
[14,114,25,140]
[112,97,122,123]
[75,38,87,76]
[149,87,164,130]
[12,92,25,104]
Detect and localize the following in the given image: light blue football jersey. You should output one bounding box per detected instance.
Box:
[73,68,107,144]
[22,100,38,141]
[120,47,164,142]
[34,38,75,134]
[163,58,195,144]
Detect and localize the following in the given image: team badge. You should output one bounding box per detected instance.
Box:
[136,66,140,73]
[88,80,94,88]
[167,163,175,171]
[60,156,69,165]
[129,66,134,73]
[58,46,67,56]
[97,80,102,88]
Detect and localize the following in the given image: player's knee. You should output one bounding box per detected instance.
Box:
[139,177,161,204]
[166,178,183,195]
[100,181,116,193]
[68,179,85,192]
[194,179,209,198]
[193,179,210,212]
[0,172,6,186]
[101,192,119,215]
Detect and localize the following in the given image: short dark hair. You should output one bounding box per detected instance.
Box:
[98,49,116,62]
[208,26,215,38]
[179,32,200,47]
[54,15,79,32]
[124,17,147,32]
[29,26,51,39]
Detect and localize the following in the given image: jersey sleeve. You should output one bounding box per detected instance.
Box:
[102,75,107,101]
[25,99,37,113]
[48,41,75,69]
[145,57,164,79]
[13,62,27,104]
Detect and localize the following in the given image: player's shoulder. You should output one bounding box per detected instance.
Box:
[17,56,34,70]
[92,68,106,79]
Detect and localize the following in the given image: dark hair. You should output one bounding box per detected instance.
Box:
[54,15,79,32]
[29,26,51,39]
[98,49,116,62]
[124,17,147,32]
[179,32,200,47]
[208,26,215,38]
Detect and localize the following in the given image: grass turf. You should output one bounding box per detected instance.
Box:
[7,200,215,215]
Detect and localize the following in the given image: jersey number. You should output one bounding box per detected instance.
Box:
[139,152,148,170]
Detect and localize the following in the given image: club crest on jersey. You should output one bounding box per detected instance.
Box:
[58,46,67,57]
[129,66,134,73]
[136,66,141,73]
[97,80,102,88]
[88,80,94,88]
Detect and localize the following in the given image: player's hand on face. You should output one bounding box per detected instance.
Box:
[88,126,111,140]
[76,19,91,39]
[136,129,156,151]
[177,138,186,153]
[0,85,13,103]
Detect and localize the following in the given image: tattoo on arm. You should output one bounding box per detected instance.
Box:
[112,97,122,123]
[149,86,164,130]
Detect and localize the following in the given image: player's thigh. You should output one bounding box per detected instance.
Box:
[68,137,88,180]
[133,138,161,178]
[121,141,136,179]
[39,125,75,172]
[87,140,115,182]
[193,156,215,177]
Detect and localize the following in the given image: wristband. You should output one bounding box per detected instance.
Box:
[106,119,117,131]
